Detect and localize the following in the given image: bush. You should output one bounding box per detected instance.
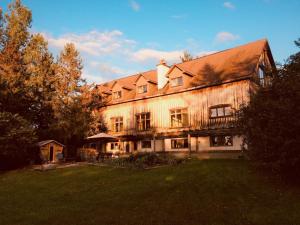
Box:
[107,152,184,169]
[0,112,37,170]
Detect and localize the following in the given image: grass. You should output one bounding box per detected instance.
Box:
[0,159,300,225]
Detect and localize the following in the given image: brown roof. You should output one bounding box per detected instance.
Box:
[96,39,274,103]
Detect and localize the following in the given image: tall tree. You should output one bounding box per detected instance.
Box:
[0,0,32,119]
[23,33,56,138]
[53,43,92,156]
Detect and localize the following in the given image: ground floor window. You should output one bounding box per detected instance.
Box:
[171,138,188,149]
[111,142,120,150]
[210,135,233,147]
[141,140,152,148]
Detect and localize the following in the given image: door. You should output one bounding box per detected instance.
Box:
[49,146,54,162]
[126,143,130,153]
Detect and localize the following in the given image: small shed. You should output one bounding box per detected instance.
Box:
[37,140,65,163]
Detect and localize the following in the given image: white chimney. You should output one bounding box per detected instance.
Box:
[157,59,169,89]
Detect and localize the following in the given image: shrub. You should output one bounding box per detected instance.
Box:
[0,112,37,170]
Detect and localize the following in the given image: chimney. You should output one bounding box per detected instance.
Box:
[157,59,169,89]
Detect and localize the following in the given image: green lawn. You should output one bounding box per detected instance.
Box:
[0,160,299,225]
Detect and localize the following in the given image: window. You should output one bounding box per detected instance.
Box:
[210,135,233,147]
[136,112,151,131]
[170,108,188,127]
[111,142,120,150]
[113,91,122,99]
[111,117,123,132]
[137,85,147,94]
[209,105,233,118]
[171,138,188,149]
[170,76,183,87]
[258,67,265,86]
[141,140,151,148]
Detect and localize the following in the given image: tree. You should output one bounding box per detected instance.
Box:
[237,39,300,181]
[23,34,57,139]
[180,50,194,62]
[0,0,32,120]
[53,43,92,157]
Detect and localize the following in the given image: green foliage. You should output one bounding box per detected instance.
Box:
[0,111,37,169]
[238,39,300,180]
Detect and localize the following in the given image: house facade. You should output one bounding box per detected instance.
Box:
[95,39,275,155]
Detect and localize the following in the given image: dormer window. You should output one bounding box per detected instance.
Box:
[137,85,147,94]
[113,91,122,99]
[170,76,183,87]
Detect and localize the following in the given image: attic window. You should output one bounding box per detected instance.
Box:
[113,91,122,99]
[258,67,265,86]
[137,85,147,94]
[170,77,183,87]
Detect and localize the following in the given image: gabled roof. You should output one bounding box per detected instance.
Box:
[96,39,274,104]
[37,140,64,147]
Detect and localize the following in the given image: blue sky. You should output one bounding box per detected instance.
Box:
[1,0,300,83]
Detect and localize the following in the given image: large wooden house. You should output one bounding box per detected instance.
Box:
[94,39,275,155]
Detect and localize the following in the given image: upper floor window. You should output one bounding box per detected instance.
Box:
[171,138,188,149]
[170,108,188,127]
[137,85,147,94]
[113,91,122,99]
[210,135,233,147]
[136,112,151,131]
[209,105,233,118]
[170,76,183,87]
[111,117,123,132]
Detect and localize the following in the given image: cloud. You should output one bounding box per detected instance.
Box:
[129,0,140,11]
[223,2,235,10]
[90,61,127,76]
[43,30,136,56]
[215,31,240,43]
[131,49,183,64]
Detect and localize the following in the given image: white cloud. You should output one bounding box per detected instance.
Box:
[223,2,235,10]
[131,49,183,64]
[90,61,127,76]
[215,31,240,43]
[129,0,140,11]
[82,70,105,84]
[43,30,136,56]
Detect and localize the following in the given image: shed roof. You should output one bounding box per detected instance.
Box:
[37,140,65,147]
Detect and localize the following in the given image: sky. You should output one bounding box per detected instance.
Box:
[1,0,300,84]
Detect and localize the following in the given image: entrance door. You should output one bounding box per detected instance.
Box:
[126,143,130,153]
[49,146,54,162]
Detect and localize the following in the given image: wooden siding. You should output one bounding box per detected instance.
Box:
[102,79,250,136]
